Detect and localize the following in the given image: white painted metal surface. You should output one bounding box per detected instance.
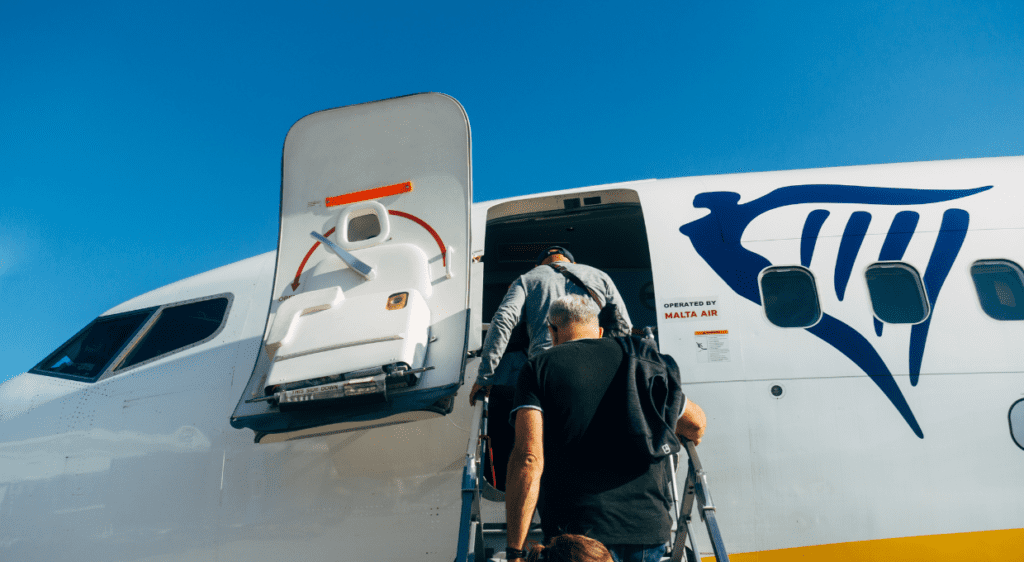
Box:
[266,93,471,398]
[231,94,474,439]
[638,157,1024,554]
[1,110,1022,562]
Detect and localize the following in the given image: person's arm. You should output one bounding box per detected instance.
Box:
[470,279,527,404]
[506,408,544,552]
[675,399,706,445]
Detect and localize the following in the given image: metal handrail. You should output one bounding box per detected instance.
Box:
[455,394,487,562]
[309,231,375,280]
[671,440,729,562]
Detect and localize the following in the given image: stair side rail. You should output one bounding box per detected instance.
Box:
[455,393,487,562]
[670,440,729,562]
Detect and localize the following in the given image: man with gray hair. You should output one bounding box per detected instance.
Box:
[503,295,706,562]
[545,291,602,330]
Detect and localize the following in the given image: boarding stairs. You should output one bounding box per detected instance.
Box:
[455,332,730,562]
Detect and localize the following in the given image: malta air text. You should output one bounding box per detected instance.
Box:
[663,300,718,320]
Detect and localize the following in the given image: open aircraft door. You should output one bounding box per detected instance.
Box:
[231,93,472,443]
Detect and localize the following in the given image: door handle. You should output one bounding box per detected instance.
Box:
[310,231,376,281]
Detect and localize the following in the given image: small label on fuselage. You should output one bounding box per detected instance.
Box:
[661,296,720,320]
[694,330,730,363]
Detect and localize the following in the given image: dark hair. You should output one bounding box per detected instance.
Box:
[535,245,575,265]
[524,534,613,562]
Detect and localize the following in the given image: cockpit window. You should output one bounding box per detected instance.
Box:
[117,297,230,370]
[31,293,233,382]
[32,309,155,381]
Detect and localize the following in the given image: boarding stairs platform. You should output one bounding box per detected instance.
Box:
[455,383,730,562]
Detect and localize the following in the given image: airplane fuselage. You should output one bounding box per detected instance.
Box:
[2,148,1023,560]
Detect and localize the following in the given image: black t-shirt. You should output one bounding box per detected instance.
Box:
[512,338,673,545]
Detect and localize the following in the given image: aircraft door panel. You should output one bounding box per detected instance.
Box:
[231,94,472,440]
[467,204,489,353]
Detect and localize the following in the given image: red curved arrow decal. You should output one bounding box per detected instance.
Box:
[289,212,446,292]
[290,227,336,291]
[388,210,446,266]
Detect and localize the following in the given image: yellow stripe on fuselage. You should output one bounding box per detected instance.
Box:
[712,528,1024,562]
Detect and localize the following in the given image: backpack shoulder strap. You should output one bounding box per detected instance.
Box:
[547,263,604,307]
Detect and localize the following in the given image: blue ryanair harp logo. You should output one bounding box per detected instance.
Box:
[679,184,993,438]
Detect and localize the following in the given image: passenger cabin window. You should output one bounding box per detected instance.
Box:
[759,266,821,328]
[971,260,1024,321]
[33,309,154,381]
[118,297,230,370]
[864,263,929,324]
[1010,399,1024,451]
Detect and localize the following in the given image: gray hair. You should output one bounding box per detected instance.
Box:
[547,294,600,329]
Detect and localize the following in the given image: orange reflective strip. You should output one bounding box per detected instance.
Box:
[325,181,412,207]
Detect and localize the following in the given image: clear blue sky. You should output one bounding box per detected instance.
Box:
[2,1,1022,379]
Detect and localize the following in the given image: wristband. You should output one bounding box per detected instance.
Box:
[506,546,527,560]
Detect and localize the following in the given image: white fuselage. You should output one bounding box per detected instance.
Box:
[1,156,1022,561]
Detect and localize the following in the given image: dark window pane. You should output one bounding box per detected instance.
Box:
[34,311,152,380]
[760,267,821,328]
[348,213,381,242]
[865,263,929,324]
[1010,399,1024,451]
[119,298,229,369]
[971,260,1024,321]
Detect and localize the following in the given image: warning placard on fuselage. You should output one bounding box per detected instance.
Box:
[695,330,730,363]
[661,297,720,320]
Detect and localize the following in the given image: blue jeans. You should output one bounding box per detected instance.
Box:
[606,543,669,562]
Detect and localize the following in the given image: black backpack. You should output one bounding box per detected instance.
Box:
[616,336,685,462]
